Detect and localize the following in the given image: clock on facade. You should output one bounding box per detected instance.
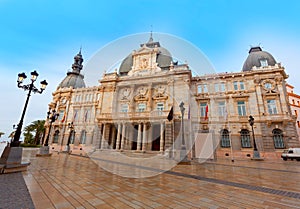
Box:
[262,79,275,92]
[264,82,272,89]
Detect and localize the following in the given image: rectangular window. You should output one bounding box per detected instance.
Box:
[295,110,298,116]
[203,84,208,93]
[200,103,207,117]
[214,83,219,92]
[297,121,300,128]
[237,101,246,116]
[121,104,128,112]
[267,100,277,114]
[218,101,226,117]
[156,103,164,111]
[240,81,245,90]
[233,81,245,91]
[198,84,208,93]
[215,83,226,92]
[233,81,238,91]
[220,83,226,92]
[197,85,201,94]
[137,103,146,112]
[58,110,64,121]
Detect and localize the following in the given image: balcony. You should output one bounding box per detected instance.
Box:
[99,110,168,121]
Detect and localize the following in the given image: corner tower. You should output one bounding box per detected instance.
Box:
[58,49,86,89]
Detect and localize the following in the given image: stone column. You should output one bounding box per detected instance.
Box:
[160,121,165,152]
[116,123,121,150]
[137,122,142,151]
[121,123,126,150]
[125,125,131,149]
[148,124,153,150]
[95,123,102,149]
[129,127,134,150]
[101,123,106,149]
[110,125,116,149]
[142,123,147,152]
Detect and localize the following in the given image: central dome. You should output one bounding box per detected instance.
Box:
[119,38,172,75]
[242,46,277,72]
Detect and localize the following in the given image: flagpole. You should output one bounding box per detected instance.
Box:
[189,109,193,160]
[167,106,175,159]
[229,131,234,162]
[225,107,234,162]
[172,120,175,159]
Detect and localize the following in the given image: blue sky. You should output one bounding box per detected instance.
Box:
[0,0,300,138]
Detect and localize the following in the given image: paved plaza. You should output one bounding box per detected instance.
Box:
[1,148,300,208]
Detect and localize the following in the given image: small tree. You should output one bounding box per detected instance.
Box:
[23,120,45,145]
[24,130,34,144]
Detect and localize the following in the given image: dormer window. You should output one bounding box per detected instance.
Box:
[260,59,268,67]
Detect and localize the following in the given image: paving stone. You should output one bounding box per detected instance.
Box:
[10,151,300,208]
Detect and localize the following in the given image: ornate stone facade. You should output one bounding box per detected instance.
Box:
[46,39,300,160]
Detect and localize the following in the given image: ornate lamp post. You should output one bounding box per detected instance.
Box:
[44,109,59,146]
[12,70,48,147]
[67,122,74,153]
[179,101,188,162]
[248,115,263,160]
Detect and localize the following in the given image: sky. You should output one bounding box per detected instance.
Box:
[0,0,300,140]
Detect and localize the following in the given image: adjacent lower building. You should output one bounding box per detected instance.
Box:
[46,36,300,160]
[286,84,300,143]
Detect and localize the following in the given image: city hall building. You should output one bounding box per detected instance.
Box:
[46,36,300,160]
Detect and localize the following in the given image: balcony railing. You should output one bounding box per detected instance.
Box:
[98,110,169,120]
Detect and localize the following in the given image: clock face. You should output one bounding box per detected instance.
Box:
[264,82,272,89]
[61,97,67,104]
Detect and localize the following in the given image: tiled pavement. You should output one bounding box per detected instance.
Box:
[4,149,300,208]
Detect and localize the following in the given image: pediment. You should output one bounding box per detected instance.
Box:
[135,47,154,55]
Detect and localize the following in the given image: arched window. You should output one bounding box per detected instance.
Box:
[53,130,59,143]
[220,129,230,147]
[240,129,251,148]
[69,130,75,144]
[80,130,87,144]
[273,129,285,149]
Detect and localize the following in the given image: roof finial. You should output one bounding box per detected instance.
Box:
[148,25,153,42]
[79,46,82,55]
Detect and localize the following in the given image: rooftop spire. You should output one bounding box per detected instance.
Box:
[79,46,82,55]
[71,48,84,74]
[148,25,153,43]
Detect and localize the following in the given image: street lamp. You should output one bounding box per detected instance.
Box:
[179,101,188,162]
[44,109,59,146]
[67,122,74,153]
[12,70,48,147]
[248,115,262,160]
